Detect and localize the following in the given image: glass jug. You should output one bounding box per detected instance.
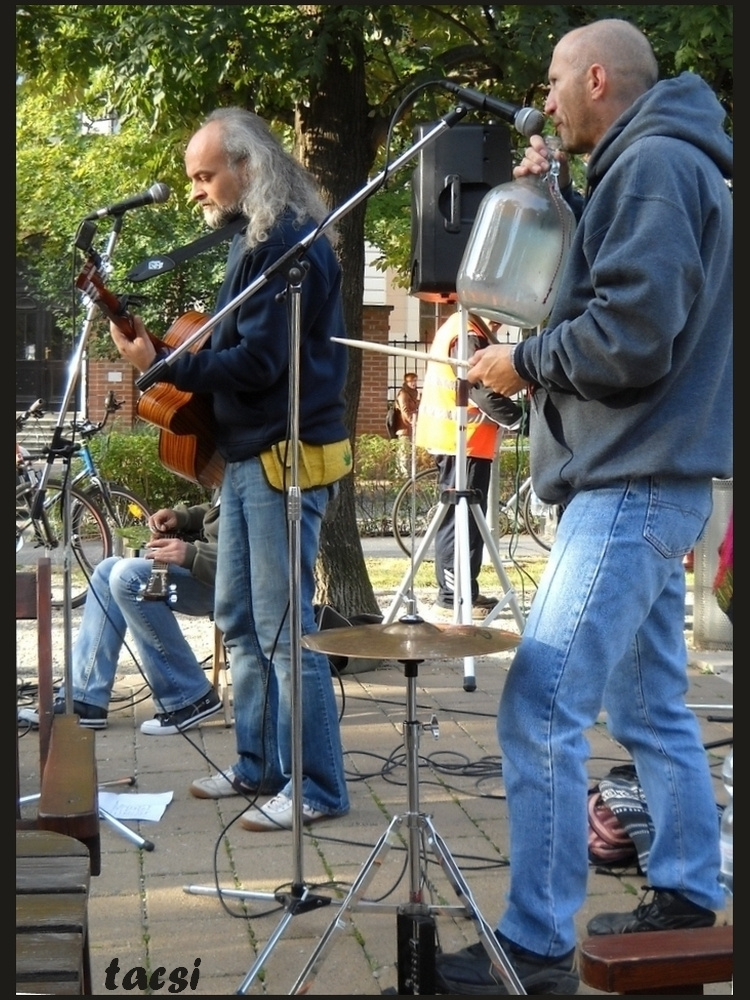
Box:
[456,138,577,328]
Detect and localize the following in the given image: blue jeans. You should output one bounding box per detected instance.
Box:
[214,457,349,817]
[497,477,725,958]
[63,556,215,713]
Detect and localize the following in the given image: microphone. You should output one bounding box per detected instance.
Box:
[437,81,546,137]
[84,182,171,221]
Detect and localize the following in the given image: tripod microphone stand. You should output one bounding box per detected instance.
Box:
[383,308,525,689]
[32,217,127,711]
[26,215,153,852]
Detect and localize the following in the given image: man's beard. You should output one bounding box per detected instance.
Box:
[204,202,243,229]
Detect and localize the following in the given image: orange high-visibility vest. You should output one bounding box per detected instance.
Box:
[415,313,498,459]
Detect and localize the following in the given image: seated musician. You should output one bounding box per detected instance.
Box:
[19,501,221,735]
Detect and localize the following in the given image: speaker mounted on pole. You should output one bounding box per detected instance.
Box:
[410,122,512,302]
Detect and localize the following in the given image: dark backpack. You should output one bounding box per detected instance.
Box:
[385,404,399,439]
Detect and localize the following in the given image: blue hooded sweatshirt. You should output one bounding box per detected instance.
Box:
[513,72,733,505]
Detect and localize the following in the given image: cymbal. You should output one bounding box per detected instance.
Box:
[303,616,520,660]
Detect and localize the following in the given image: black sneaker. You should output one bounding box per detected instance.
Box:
[17,698,108,730]
[140,688,222,736]
[434,935,579,995]
[586,886,716,935]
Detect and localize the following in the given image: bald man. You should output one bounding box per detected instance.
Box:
[436,18,732,995]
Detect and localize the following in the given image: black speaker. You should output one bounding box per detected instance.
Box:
[410,122,512,301]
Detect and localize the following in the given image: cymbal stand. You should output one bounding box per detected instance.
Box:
[289,651,526,995]
[384,308,525,689]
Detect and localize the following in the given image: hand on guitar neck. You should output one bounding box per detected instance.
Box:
[76,257,224,490]
[76,258,163,373]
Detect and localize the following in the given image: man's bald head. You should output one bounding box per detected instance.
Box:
[557,19,658,106]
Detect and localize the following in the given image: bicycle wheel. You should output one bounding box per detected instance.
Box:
[16,481,112,608]
[391,467,440,557]
[87,484,151,549]
[522,487,558,552]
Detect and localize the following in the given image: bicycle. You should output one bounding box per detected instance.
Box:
[16,393,152,608]
[391,465,558,557]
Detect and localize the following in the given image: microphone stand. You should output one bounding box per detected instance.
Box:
[30,215,151,851]
[32,215,125,712]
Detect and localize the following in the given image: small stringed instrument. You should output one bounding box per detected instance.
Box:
[76,260,225,489]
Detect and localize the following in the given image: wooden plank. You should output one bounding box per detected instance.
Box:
[16,828,90,859]
[16,831,90,895]
[16,980,81,994]
[15,930,84,982]
[16,830,91,995]
[36,716,101,875]
[579,926,733,994]
[17,892,88,932]
[16,856,89,895]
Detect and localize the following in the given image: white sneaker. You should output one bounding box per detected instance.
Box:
[190,768,258,799]
[140,689,221,736]
[239,792,329,831]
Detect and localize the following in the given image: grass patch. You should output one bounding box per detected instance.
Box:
[363,555,548,593]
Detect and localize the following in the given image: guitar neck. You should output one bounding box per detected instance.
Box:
[76,259,164,350]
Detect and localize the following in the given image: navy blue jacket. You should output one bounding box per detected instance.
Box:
[159,212,348,462]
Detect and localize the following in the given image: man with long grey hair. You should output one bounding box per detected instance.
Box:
[110,107,351,831]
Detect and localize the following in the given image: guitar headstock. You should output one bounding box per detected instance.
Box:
[138,566,177,603]
[76,259,134,332]
[76,258,163,350]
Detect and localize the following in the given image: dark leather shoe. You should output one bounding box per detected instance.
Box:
[587,887,716,935]
[472,594,498,608]
[435,936,579,995]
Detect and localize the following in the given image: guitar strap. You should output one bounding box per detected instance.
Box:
[126,216,245,283]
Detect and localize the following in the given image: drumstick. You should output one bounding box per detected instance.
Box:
[330,337,470,370]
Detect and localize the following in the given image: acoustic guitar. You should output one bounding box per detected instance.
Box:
[76,260,225,489]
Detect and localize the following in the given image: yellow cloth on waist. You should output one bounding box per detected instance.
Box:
[259,438,352,492]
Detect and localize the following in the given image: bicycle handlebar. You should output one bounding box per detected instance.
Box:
[69,391,124,438]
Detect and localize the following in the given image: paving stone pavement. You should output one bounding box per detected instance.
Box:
[17,583,733,995]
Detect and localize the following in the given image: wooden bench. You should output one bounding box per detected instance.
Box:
[16,829,92,995]
[36,713,101,875]
[579,925,733,994]
[17,559,101,875]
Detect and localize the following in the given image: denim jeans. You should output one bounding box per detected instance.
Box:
[62,556,215,713]
[496,477,725,958]
[214,457,349,817]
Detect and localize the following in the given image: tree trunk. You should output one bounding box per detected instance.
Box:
[295,11,384,617]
